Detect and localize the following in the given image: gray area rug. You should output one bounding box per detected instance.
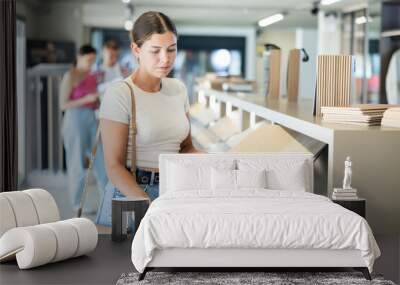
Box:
[116,271,396,285]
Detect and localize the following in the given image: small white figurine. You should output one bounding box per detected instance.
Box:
[342,156,352,189]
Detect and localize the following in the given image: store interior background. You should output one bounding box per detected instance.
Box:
[15,0,399,282]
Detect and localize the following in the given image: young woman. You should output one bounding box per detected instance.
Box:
[59,44,108,212]
[96,11,202,226]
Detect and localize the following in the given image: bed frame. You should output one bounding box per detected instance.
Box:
[137,154,372,281]
[139,249,371,280]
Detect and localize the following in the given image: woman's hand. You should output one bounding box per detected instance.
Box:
[128,184,150,200]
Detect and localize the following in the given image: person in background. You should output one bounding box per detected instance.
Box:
[96,11,203,227]
[97,40,129,93]
[59,44,108,213]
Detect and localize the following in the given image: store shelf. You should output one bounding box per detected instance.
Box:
[381,29,400,38]
[198,88,397,144]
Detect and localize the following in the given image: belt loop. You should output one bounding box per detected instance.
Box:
[150,172,155,186]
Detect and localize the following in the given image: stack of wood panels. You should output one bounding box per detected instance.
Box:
[315,55,356,116]
[382,107,400,128]
[321,104,394,126]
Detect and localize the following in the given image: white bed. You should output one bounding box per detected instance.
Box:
[131,153,380,280]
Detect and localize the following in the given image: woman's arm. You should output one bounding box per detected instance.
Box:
[100,118,149,199]
[59,72,99,111]
[179,113,206,154]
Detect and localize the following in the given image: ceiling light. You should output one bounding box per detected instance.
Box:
[355,16,372,25]
[122,0,131,3]
[124,20,133,31]
[258,13,284,27]
[320,0,341,6]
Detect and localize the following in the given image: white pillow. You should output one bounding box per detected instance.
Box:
[266,165,307,191]
[168,162,210,191]
[165,159,236,193]
[236,169,267,189]
[211,169,267,191]
[211,168,236,190]
[237,159,310,192]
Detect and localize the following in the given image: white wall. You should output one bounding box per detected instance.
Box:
[318,11,341,54]
[81,3,126,28]
[257,28,296,96]
[296,28,318,99]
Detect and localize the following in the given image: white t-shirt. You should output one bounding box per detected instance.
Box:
[99,77,190,169]
[97,63,124,94]
[102,63,123,83]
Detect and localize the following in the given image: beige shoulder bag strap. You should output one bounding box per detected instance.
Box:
[77,80,137,217]
[121,81,137,177]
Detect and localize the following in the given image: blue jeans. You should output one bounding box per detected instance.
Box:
[61,108,108,210]
[96,181,159,227]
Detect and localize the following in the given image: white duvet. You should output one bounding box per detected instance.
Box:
[131,190,380,273]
